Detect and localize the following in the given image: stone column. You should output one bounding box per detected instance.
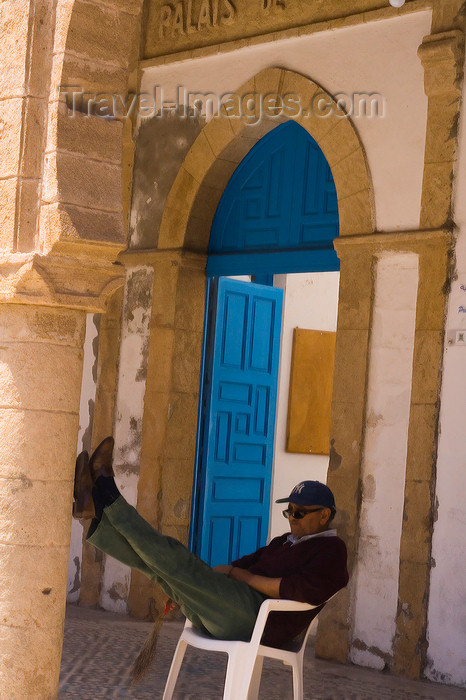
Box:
[125,249,207,619]
[0,303,85,699]
[0,248,124,699]
[314,242,373,663]
[315,230,452,679]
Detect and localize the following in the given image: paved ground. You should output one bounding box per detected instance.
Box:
[59,605,465,700]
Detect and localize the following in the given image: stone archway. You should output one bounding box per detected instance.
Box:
[158,67,375,253]
[130,68,376,654]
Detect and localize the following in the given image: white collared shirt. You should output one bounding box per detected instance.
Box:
[286,529,337,546]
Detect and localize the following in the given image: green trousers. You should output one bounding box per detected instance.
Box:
[87,496,266,641]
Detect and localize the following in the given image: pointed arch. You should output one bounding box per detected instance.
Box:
[158,67,375,252]
[208,120,339,275]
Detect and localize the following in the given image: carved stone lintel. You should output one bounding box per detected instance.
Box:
[334,228,453,257]
[0,241,126,313]
[118,247,208,271]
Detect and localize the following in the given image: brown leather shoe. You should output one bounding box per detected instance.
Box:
[89,436,115,482]
[72,450,94,519]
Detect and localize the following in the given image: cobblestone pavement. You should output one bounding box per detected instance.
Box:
[59,606,465,700]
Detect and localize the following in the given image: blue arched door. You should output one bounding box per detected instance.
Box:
[191,121,339,565]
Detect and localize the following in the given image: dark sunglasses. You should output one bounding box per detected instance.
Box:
[282,507,324,520]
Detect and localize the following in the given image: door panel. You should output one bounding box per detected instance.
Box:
[196,278,283,566]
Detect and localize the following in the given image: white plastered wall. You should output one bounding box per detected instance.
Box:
[141,10,432,233]
[351,253,419,671]
[66,314,99,603]
[425,49,466,688]
[269,272,339,540]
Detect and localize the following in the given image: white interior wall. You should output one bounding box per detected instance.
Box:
[425,49,466,688]
[141,10,431,233]
[66,314,99,603]
[269,272,339,539]
[351,253,419,671]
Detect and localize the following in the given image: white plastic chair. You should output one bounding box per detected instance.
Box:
[162,598,325,700]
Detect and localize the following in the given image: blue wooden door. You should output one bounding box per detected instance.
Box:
[196,278,283,566]
[207,121,339,276]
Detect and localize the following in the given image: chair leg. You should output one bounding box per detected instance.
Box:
[291,657,304,700]
[162,638,188,700]
[246,656,264,700]
[223,647,257,700]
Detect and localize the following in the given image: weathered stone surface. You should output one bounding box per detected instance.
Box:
[145,328,175,393]
[335,251,373,330]
[0,1,29,97]
[171,329,203,393]
[175,266,207,332]
[418,31,464,98]
[329,402,366,481]
[0,98,23,177]
[315,587,351,662]
[47,105,124,164]
[424,95,460,165]
[43,151,123,211]
[0,303,85,345]
[331,148,372,201]
[0,177,18,251]
[338,189,374,236]
[399,479,433,565]
[0,303,86,699]
[21,97,47,178]
[394,561,430,679]
[0,409,79,480]
[55,0,140,68]
[130,113,203,249]
[97,0,143,16]
[40,202,126,248]
[219,134,260,165]
[332,329,370,404]
[203,113,236,157]
[164,166,200,219]
[163,393,200,460]
[406,404,438,481]
[0,477,73,547]
[0,342,83,412]
[183,130,216,183]
[16,178,41,252]
[201,157,238,193]
[411,330,444,405]
[161,457,194,526]
[420,161,456,229]
[416,247,449,331]
[0,598,66,699]
[319,117,362,168]
[56,52,128,98]
[144,0,393,60]
[27,0,56,99]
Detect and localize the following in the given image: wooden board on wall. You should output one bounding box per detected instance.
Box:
[286,328,336,455]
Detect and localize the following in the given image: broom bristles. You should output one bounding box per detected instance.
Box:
[130,616,164,686]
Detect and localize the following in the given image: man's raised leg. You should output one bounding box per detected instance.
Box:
[87,495,265,641]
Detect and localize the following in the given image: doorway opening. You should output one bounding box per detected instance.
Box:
[190,121,340,564]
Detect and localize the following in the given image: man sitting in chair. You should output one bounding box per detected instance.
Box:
[74,438,349,677]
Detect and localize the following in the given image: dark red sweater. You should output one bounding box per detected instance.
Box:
[232,533,349,647]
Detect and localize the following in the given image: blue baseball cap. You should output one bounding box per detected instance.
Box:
[276,480,336,512]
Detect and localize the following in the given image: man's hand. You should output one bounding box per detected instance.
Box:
[212,564,233,575]
[229,567,282,598]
